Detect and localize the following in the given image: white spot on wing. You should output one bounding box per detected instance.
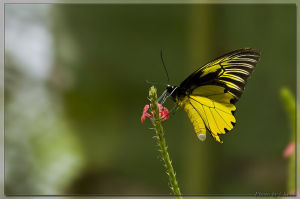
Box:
[197,133,206,141]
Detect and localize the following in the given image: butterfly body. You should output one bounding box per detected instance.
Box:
[164,48,261,143]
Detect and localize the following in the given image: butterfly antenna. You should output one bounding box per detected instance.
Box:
[160,49,170,83]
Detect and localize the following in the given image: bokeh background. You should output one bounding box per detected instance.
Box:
[4,4,296,195]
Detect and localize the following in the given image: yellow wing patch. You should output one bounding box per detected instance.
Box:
[181,100,207,141]
[178,85,236,143]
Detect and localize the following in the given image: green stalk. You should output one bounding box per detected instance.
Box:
[280,87,295,194]
[148,86,182,198]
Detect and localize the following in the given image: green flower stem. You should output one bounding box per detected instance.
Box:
[148,86,182,198]
[280,88,295,136]
[280,87,295,193]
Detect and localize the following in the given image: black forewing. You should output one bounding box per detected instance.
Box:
[179,48,261,104]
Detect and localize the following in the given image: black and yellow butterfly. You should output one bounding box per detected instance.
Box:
[161,48,261,143]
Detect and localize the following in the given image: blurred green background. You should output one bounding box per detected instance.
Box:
[4,4,296,195]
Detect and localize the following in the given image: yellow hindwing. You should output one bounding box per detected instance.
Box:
[177,85,236,143]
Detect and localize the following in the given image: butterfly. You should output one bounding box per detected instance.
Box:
[160,48,261,143]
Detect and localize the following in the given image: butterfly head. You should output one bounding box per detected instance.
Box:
[166,85,175,94]
[165,84,179,100]
[158,85,177,104]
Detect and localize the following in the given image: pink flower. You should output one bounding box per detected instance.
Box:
[283,142,295,158]
[141,105,152,123]
[141,104,169,123]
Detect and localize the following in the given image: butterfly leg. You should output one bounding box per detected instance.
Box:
[158,90,167,103]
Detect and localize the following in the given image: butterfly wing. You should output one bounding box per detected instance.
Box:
[177,48,260,143]
[178,85,236,143]
[180,48,261,104]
